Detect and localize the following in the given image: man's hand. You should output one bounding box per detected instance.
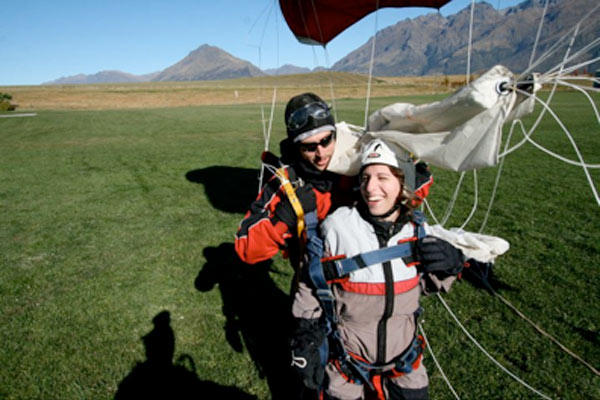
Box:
[273,185,316,231]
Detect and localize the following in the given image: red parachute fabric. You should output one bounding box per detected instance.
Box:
[280,0,450,46]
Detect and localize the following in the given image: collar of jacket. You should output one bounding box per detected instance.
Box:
[358,203,411,242]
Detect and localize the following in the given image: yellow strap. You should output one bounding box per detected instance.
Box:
[275,167,305,238]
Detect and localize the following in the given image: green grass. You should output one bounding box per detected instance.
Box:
[1,92,599,399]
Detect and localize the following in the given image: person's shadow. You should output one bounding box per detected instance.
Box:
[114,310,257,400]
[195,243,301,400]
[185,166,261,214]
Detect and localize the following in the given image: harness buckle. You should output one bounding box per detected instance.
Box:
[343,356,374,390]
[333,260,346,278]
[315,288,335,301]
[387,335,425,377]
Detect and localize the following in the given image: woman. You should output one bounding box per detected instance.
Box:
[290,139,464,400]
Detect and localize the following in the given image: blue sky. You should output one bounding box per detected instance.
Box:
[2,0,525,85]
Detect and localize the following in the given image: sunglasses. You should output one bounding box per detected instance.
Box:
[287,102,332,131]
[298,132,336,153]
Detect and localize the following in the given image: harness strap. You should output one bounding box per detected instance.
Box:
[385,334,426,377]
[332,334,425,389]
[306,211,339,324]
[347,334,425,376]
[322,243,416,281]
[320,210,427,281]
[274,166,305,238]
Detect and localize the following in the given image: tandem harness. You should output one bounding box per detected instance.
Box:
[304,210,428,388]
[264,154,427,387]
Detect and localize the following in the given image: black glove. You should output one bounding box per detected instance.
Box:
[416,236,464,275]
[290,318,328,390]
[273,184,317,231]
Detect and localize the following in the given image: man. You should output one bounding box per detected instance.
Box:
[235,92,353,269]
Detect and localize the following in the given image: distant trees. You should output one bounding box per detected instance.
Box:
[0,92,17,111]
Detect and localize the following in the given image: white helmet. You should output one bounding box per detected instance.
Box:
[360,138,416,191]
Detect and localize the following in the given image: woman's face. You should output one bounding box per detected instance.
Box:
[360,164,402,220]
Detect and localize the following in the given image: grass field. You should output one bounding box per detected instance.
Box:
[0,85,599,399]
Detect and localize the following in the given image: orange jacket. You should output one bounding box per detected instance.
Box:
[235,165,353,265]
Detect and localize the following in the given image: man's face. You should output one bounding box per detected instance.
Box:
[298,130,336,171]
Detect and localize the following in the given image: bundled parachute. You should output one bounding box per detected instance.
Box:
[328,65,541,174]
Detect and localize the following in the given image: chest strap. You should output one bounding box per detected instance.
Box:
[319,212,427,282]
[321,240,418,281]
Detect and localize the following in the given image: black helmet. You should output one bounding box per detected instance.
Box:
[284,92,335,143]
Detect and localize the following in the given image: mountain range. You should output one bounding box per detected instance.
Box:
[333,0,599,76]
[45,0,599,85]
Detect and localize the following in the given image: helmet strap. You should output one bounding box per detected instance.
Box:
[371,202,401,220]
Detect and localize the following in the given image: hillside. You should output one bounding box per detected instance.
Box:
[152,44,265,81]
[264,64,312,76]
[332,0,600,76]
[45,70,159,85]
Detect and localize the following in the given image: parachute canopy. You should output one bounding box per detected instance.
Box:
[279,0,451,45]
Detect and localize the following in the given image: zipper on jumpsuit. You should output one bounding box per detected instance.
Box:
[376,224,396,364]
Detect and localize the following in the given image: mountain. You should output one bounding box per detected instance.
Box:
[152,44,264,81]
[45,70,159,85]
[332,0,600,76]
[44,0,597,84]
[264,64,312,75]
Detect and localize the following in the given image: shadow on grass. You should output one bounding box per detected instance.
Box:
[195,242,302,400]
[185,166,260,214]
[115,310,256,400]
[461,259,517,294]
[556,314,600,347]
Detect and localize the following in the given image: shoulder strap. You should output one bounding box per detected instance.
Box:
[411,209,426,237]
[274,167,305,238]
[262,151,307,238]
[305,210,339,325]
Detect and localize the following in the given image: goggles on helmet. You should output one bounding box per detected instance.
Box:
[286,102,332,133]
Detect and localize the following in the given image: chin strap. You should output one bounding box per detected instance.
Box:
[371,203,401,220]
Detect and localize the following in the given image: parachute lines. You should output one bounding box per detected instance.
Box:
[436,293,553,400]
[466,0,475,83]
[529,0,550,68]
[419,322,461,400]
[364,1,380,128]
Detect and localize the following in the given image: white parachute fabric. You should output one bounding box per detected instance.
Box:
[428,224,510,263]
[327,65,541,174]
